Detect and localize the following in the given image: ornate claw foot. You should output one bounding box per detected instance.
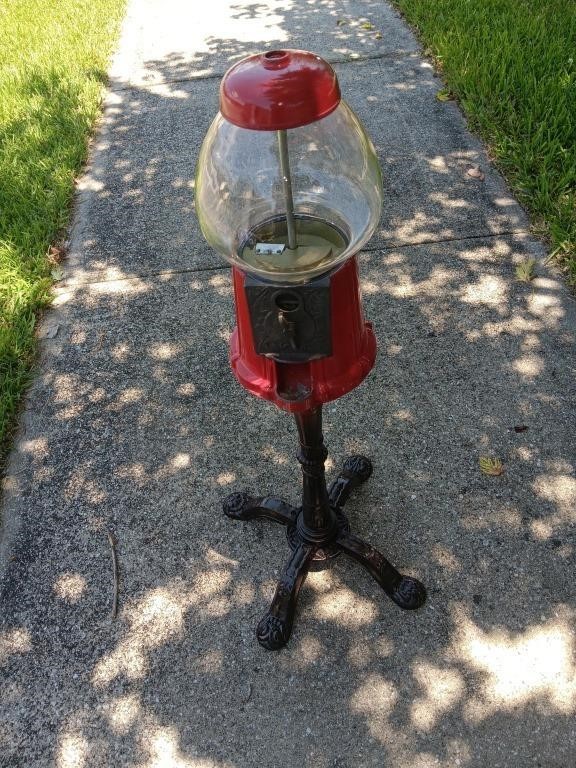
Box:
[388,575,427,610]
[329,455,373,509]
[337,531,426,610]
[256,543,314,650]
[223,492,297,526]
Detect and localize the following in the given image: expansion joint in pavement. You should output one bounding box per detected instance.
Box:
[63,261,230,289]
[64,230,531,289]
[361,229,532,254]
[111,48,417,91]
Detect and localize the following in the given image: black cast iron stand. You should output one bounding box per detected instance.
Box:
[224,406,426,650]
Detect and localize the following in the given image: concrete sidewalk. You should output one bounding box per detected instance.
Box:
[2,1,576,766]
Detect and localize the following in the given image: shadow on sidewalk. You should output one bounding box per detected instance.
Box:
[1,3,575,767]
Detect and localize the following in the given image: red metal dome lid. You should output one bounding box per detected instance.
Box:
[220,49,341,131]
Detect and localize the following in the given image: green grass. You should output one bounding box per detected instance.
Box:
[392,0,576,276]
[0,0,126,462]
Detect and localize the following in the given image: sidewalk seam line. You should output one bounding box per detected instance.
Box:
[109,49,418,91]
[61,229,532,288]
[363,229,532,252]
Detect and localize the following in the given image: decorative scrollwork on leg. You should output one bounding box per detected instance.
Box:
[389,575,427,610]
[223,492,252,519]
[256,543,314,650]
[329,455,373,509]
[256,612,291,650]
[223,493,297,526]
[337,531,426,610]
[342,455,373,482]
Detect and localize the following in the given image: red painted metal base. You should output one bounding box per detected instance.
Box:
[229,256,376,412]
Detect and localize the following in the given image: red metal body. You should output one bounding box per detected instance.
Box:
[230,257,376,413]
[220,49,341,131]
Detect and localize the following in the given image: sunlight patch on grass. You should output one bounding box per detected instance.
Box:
[393,0,576,279]
[0,0,126,461]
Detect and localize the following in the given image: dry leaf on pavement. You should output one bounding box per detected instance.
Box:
[515,258,537,282]
[436,89,454,102]
[467,165,485,180]
[479,456,504,476]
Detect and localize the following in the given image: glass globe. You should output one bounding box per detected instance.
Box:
[195,100,382,283]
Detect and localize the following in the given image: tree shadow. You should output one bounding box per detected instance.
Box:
[1,2,576,767]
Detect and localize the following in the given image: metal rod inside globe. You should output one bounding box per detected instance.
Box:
[277,129,297,250]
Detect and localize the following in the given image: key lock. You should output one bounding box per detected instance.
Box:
[273,290,300,351]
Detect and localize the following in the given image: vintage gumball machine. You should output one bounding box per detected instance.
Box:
[196,49,426,650]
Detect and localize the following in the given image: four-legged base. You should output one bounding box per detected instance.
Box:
[224,455,426,650]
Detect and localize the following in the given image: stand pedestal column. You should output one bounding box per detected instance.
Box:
[224,405,426,650]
